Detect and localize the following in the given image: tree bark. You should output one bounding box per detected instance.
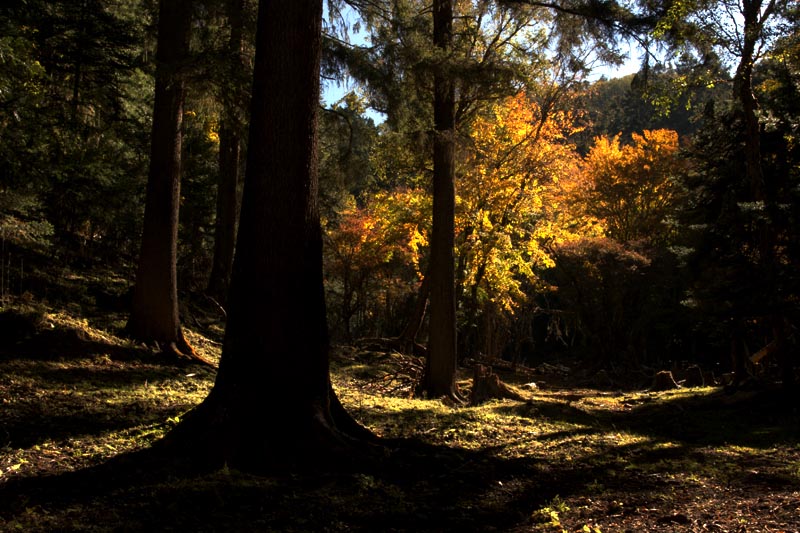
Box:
[422,0,461,401]
[127,0,200,361]
[732,0,789,388]
[207,0,246,304]
[396,269,430,355]
[167,0,373,471]
[733,0,767,205]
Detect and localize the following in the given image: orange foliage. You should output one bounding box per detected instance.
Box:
[579,129,685,244]
[457,92,591,313]
[323,189,429,337]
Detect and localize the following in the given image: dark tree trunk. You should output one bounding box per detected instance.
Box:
[207,0,246,304]
[732,0,790,388]
[733,0,766,205]
[422,0,461,401]
[206,122,240,304]
[167,0,372,471]
[396,269,430,355]
[127,0,199,360]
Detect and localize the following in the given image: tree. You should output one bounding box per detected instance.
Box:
[337,0,647,395]
[168,0,371,470]
[756,13,800,388]
[423,0,461,400]
[126,0,201,361]
[579,129,684,245]
[323,189,427,341]
[456,92,586,359]
[656,0,794,385]
[206,0,250,303]
[1,0,152,260]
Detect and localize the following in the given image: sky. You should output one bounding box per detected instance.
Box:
[321,54,643,123]
[320,5,644,119]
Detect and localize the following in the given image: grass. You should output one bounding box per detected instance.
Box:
[0,298,799,531]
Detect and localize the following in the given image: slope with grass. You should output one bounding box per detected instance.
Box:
[0,263,798,532]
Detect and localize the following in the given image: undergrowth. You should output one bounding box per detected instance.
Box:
[0,298,798,532]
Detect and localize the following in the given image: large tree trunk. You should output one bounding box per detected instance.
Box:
[127,0,199,361]
[206,0,246,304]
[422,0,461,401]
[167,0,372,471]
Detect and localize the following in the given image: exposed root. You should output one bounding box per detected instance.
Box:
[160,390,382,474]
[162,334,217,368]
[651,370,681,391]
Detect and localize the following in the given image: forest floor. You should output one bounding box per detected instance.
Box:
[0,259,799,532]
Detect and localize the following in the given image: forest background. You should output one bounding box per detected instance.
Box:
[2,0,797,385]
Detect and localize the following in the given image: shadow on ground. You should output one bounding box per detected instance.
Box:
[0,434,607,532]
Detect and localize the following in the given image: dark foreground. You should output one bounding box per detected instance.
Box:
[0,305,799,532]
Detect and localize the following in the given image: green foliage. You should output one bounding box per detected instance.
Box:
[319,93,381,218]
[178,106,223,289]
[531,495,570,528]
[574,69,722,152]
[0,0,153,262]
[0,192,53,250]
[675,28,800,370]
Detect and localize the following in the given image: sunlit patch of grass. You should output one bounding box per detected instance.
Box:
[782,460,800,481]
[530,495,571,531]
[0,307,215,483]
[2,294,800,533]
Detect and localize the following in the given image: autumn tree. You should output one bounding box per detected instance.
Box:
[333,0,653,393]
[578,129,685,245]
[456,91,587,358]
[324,189,428,341]
[168,0,371,470]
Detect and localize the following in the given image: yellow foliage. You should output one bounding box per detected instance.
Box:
[325,188,430,282]
[456,92,588,314]
[578,129,684,244]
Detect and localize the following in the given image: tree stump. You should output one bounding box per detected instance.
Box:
[470,364,526,405]
[682,365,706,387]
[651,370,681,391]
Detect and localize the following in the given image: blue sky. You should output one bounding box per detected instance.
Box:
[320,4,643,117]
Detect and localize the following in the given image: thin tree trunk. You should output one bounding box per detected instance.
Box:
[207,122,241,303]
[167,0,373,471]
[396,269,430,355]
[127,0,204,362]
[423,0,461,401]
[732,0,788,387]
[734,0,766,204]
[207,0,246,304]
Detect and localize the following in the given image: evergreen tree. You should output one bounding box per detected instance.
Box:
[1,0,152,259]
[206,0,253,303]
[168,0,372,470]
[127,0,205,361]
[424,0,461,400]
